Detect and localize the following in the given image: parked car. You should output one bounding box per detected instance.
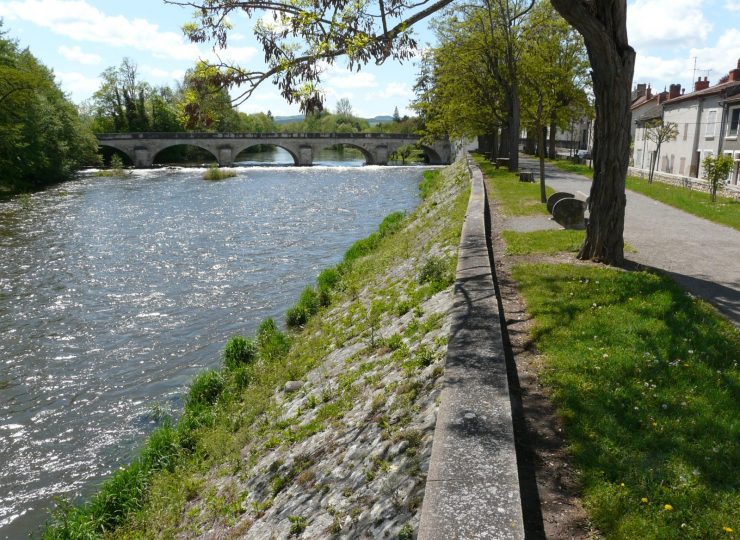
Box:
[576,149,591,159]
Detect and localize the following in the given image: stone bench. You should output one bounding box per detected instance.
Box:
[546,191,586,229]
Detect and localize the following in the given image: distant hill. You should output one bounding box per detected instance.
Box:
[273,114,397,126]
[272,115,306,125]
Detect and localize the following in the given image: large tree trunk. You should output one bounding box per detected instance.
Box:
[550,0,635,265]
[499,125,510,161]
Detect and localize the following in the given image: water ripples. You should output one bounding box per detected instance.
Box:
[0,158,425,537]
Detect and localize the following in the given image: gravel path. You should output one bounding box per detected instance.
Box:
[518,156,740,326]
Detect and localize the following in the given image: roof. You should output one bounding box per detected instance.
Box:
[663,80,740,106]
[631,96,662,124]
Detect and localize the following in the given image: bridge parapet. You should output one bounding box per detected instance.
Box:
[96,132,451,168]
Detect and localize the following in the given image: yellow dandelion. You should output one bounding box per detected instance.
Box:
[723,527,733,533]
[664,504,673,511]
[620,483,625,487]
[641,497,648,503]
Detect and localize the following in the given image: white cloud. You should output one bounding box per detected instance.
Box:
[325,71,378,89]
[376,82,413,99]
[633,54,690,84]
[725,0,740,10]
[689,29,740,83]
[55,70,99,96]
[140,65,186,83]
[209,45,258,65]
[0,0,204,61]
[628,0,711,48]
[58,45,101,65]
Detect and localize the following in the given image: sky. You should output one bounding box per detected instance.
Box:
[0,0,739,118]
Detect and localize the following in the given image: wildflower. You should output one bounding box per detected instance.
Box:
[620,483,625,487]
[723,527,733,533]
[641,497,648,503]
[664,504,673,511]
[652,422,658,427]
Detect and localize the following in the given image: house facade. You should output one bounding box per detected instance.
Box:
[630,59,740,187]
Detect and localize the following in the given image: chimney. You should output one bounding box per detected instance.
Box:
[646,85,653,99]
[694,76,710,91]
[668,83,682,99]
[658,90,669,104]
[729,58,740,81]
[635,83,647,99]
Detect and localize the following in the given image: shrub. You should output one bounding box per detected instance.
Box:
[257,318,291,361]
[377,211,405,237]
[418,256,449,285]
[286,286,320,328]
[317,267,340,306]
[223,335,258,370]
[186,370,224,409]
[203,166,237,181]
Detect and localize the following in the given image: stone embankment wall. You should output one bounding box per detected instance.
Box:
[628,167,740,200]
[177,160,471,539]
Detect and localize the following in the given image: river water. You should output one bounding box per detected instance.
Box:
[0,148,426,537]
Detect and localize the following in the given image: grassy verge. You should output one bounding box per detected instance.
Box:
[472,153,552,217]
[514,263,739,539]
[42,164,470,538]
[551,159,593,177]
[552,159,740,231]
[502,229,584,255]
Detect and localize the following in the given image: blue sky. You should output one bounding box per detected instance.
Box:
[0,0,739,118]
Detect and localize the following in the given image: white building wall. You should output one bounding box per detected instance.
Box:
[696,95,723,178]
[661,101,702,177]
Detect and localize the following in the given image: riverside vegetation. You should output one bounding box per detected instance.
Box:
[476,153,739,539]
[42,161,469,538]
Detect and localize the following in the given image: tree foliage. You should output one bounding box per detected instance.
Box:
[0,23,98,192]
[165,0,453,112]
[644,119,678,184]
[702,154,734,203]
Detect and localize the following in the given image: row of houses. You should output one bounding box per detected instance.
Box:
[631,59,740,187]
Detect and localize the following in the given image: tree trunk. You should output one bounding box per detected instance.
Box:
[550,0,635,265]
[549,113,557,159]
[499,125,510,161]
[537,103,547,203]
[508,87,520,171]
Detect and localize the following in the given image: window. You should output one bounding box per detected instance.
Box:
[705,110,716,137]
[728,108,740,137]
[683,123,688,141]
[636,149,643,166]
[679,157,686,175]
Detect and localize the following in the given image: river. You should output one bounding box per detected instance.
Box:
[0,147,427,537]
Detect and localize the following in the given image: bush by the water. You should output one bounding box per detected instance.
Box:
[223,335,258,369]
[286,286,321,328]
[203,166,237,181]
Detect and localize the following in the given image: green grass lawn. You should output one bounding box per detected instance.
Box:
[551,159,740,231]
[472,153,552,216]
[502,229,584,255]
[514,263,739,539]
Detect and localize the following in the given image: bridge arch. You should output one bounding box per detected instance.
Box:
[418,144,443,165]
[316,142,374,165]
[232,143,299,166]
[150,142,219,165]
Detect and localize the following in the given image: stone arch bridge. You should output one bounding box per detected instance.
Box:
[95,132,451,167]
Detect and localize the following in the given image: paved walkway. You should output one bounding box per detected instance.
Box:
[518,156,740,326]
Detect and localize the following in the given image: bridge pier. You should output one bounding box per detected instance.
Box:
[373,145,388,166]
[298,146,313,166]
[217,146,234,167]
[133,147,153,168]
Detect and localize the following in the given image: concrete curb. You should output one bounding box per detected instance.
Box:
[418,154,524,539]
